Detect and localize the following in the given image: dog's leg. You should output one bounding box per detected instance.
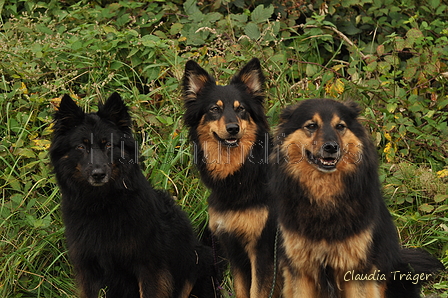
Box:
[249,254,271,298]
[233,267,251,298]
[365,282,386,298]
[342,280,385,298]
[295,273,319,297]
[248,243,268,298]
[282,266,318,298]
[178,281,194,298]
[73,261,103,298]
[77,275,101,298]
[281,266,295,298]
[342,280,364,297]
[250,257,282,298]
[249,254,260,297]
[340,267,386,298]
[137,267,173,298]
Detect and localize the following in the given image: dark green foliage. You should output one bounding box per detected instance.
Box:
[1,0,447,297]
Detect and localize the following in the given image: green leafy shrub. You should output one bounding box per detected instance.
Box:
[1,0,447,296]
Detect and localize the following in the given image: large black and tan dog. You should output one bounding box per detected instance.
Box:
[271,98,443,297]
[50,93,215,298]
[182,59,281,298]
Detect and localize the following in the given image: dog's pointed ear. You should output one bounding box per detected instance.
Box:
[98,92,132,132]
[279,104,297,123]
[53,94,85,134]
[344,101,362,117]
[182,60,215,102]
[230,58,265,100]
[278,103,305,129]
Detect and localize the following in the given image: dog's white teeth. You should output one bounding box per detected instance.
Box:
[320,158,336,165]
[225,139,237,144]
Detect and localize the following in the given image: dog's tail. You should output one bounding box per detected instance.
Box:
[386,248,444,298]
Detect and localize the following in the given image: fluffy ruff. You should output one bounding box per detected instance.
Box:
[270,98,444,298]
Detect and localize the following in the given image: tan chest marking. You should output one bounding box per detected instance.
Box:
[209,207,269,248]
[281,225,373,275]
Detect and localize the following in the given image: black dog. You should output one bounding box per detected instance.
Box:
[50,93,215,298]
[271,98,444,298]
[182,59,281,298]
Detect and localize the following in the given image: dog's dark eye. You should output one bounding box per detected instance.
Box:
[335,123,346,131]
[210,106,220,113]
[235,106,245,112]
[305,123,318,131]
[105,142,112,149]
[76,144,86,151]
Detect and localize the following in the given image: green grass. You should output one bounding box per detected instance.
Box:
[1,0,447,297]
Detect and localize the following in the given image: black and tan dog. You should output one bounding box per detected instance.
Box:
[182,59,281,298]
[271,98,443,298]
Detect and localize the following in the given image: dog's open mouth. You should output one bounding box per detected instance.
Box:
[306,150,339,172]
[213,132,240,147]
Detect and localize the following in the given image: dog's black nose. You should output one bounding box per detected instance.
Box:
[226,123,240,135]
[92,168,106,181]
[322,143,339,154]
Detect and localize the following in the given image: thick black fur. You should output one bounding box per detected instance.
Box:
[50,93,215,298]
[182,59,281,298]
[271,98,444,298]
